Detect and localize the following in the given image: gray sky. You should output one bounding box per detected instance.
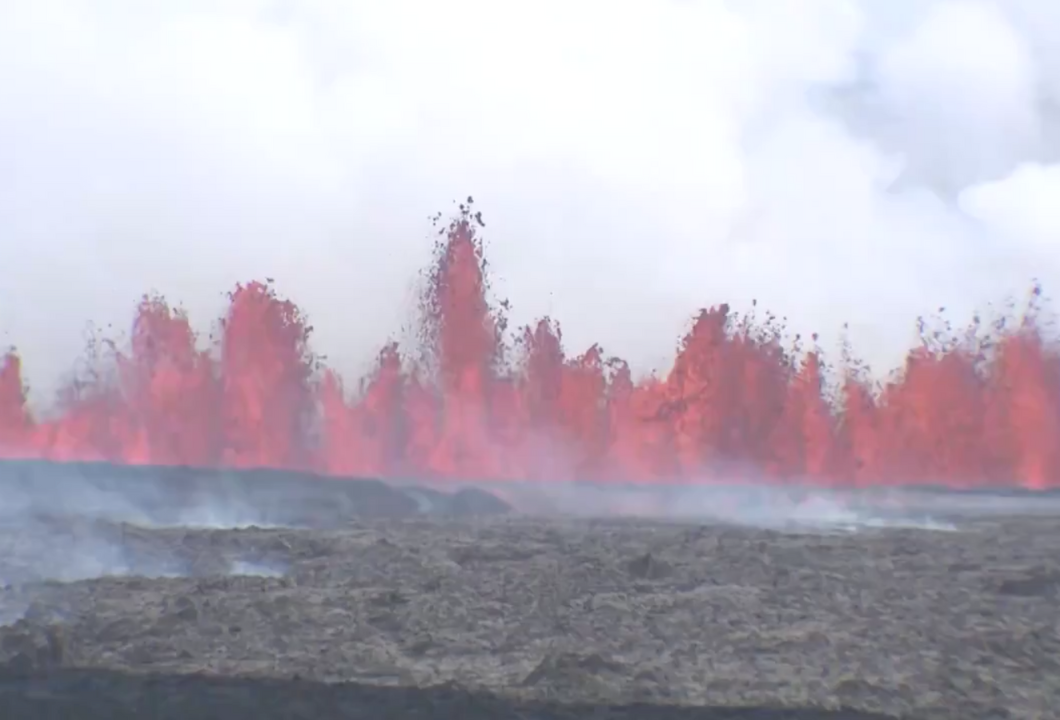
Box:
[2,0,1059,406]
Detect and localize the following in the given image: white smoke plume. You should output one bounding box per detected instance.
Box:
[1,0,1059,403]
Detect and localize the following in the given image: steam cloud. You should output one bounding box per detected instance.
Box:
[0,467,287,592]
[2,0,1059,404]
[1,1,1059,601]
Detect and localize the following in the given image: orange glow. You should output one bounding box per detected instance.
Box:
[1,201,1058,490]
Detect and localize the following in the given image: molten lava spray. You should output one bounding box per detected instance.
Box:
[2,200,1059,490]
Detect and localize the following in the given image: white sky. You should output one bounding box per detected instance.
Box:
[2,0,1060,405]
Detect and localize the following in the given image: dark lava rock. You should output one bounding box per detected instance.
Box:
[522,652,627,691]
[993,568,1060,597]
[448,487,512,516]
[0,622,71,673]
[401,486,512,517]
[625,552,673,580]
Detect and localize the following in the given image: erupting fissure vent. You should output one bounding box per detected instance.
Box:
[1,200,1058,490]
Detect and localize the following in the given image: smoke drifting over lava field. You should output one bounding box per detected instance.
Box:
[5,2,1060,717]
[0,464,1058,720]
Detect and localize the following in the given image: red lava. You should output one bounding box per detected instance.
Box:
[1,198,1058,490]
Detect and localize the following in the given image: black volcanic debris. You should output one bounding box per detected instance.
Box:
[0,461,1057,718]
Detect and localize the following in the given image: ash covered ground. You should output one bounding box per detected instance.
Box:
[0,463,1057,720]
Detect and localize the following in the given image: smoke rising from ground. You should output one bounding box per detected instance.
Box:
[2,1,1060,405]
[0,458,1000,607]
[0,468,286,592]
[0,465,300,624]
[1,1,1060,600]
[484,480,973,532]
[0,458,511,608]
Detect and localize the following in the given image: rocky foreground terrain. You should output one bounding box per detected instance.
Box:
[0,508,1057,719]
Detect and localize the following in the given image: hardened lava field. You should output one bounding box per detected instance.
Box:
[3,202,1060,718]
[0,492,1058,720]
